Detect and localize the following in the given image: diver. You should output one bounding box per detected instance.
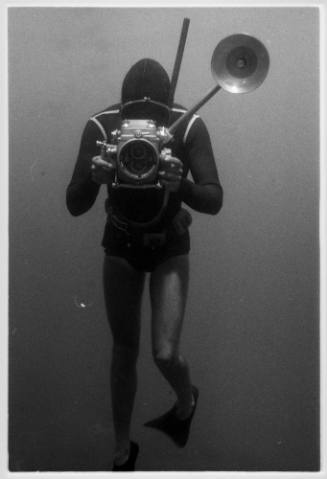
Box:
[66,58,223,471]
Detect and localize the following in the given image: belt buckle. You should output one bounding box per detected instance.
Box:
[143,232,166,249]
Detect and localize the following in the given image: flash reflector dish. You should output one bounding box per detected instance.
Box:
[211,34,269,94]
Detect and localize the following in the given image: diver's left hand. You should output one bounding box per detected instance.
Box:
[159,148,183,193]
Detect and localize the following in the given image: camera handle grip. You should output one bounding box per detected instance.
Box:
[96,140,117,160]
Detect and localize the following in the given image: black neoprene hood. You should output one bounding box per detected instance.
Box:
[121,58,171,124]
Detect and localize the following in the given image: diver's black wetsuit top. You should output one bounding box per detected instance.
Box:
[66,103,223,270]
[66,103,222,216]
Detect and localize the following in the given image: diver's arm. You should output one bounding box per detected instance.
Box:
[66,121,102,216]
[180,116,223,215]
[179,178,223,215]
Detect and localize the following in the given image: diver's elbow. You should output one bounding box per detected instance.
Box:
[209,186,223,215]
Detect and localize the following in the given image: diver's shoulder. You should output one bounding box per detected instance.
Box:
[87,104,121,140]
[170,102,202,124]
[170,102,203,142]
[90,103,121,120]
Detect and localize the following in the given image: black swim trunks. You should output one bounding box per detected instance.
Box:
[102,219,190,272]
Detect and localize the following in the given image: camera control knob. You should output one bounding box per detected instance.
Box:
[111,129,120,140]
[157,126,173,144]
[107,145,117,155]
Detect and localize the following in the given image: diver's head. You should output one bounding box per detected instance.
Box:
[121,58,171,125]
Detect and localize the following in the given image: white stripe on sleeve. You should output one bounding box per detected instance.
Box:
[183,114,199,144]
[90,117,108,141]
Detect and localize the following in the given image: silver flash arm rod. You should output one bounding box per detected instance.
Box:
[168,84,221,136]
[166,33,270,140]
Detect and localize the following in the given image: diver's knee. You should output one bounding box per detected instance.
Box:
[153,346,179,369]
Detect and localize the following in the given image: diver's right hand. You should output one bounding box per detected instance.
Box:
[91,156,116,184]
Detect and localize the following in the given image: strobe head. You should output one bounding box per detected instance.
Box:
[211,33,270,94]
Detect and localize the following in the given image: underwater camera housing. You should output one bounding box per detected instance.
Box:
[97,118,172,189]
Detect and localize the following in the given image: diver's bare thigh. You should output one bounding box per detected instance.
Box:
[103,255,146,346]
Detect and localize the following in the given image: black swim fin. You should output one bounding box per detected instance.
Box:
[144,386,199,447]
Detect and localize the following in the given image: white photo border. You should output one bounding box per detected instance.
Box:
[1,1,325,478]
